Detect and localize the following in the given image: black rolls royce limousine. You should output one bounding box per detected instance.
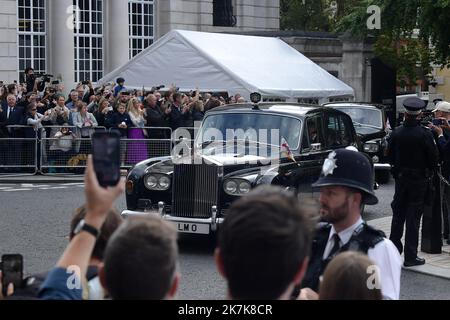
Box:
[122,102,360,235]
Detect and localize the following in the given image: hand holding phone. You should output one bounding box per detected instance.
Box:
[91,132,121,188]
[1,254,23,296]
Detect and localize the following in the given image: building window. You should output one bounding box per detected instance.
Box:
[17,0,47,74]
[213,0,236,27]
[73,0,104,82]
[128,0,154,59]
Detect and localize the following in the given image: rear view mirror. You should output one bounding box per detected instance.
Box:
[311,143,322,152]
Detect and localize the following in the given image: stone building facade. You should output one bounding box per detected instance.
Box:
[0,0,279,86]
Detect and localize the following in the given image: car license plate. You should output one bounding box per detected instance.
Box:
[174,222,210,235]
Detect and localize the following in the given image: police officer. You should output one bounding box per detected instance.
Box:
[388,97,439,266]
[300,149,402,300]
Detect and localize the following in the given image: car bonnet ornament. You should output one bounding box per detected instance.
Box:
[322,151,338,176]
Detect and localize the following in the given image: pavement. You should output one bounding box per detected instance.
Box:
[368,216,450,280]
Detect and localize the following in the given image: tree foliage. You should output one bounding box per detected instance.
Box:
[280,0,332,31]
[280,0,450,86]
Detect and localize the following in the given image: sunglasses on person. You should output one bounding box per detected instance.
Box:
[31,109,37,111]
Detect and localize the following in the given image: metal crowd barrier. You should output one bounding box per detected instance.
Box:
[0,125,196,175]
[41,126,176,173]
[0,126,39,176]
[40,125,106,174]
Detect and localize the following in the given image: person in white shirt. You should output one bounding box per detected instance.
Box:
[299,148,402,300]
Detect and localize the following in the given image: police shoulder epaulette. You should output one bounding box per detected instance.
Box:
[362,224,386,247]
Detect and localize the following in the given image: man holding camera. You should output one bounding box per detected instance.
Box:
[22,67,48,93]
[429,101,450,244]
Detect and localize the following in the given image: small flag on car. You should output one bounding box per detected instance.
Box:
[281,137,298,165]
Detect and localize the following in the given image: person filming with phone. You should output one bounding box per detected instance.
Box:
[429,101,450,244]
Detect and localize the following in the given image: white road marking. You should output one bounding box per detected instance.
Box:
[0,183,85,192]
[39,187,68,190]
[21,184,50,188]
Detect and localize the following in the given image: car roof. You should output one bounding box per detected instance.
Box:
[323,102,385,110]
[207,102,328,118]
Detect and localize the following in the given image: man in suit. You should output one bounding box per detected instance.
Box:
[2,95,25,134]
[167,92,189,131]
[0,94,25,168]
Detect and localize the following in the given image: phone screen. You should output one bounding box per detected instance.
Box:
[91,132,121,188]
[2,254,23,293]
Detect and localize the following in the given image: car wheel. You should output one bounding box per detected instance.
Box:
[376,170,390,184]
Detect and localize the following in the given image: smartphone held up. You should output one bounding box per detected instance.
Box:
[91,132,121,188]
[1,254,23,295]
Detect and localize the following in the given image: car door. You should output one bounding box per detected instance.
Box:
[296,113,328,199]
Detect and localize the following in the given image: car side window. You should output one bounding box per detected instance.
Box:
[326,114,342,148]
[302,117,325,152]
[338,115,352,146]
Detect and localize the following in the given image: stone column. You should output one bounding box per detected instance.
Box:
[340,38,373,101]
[0,0,18,82]
[106,0,129,73]
[48,0,75,93]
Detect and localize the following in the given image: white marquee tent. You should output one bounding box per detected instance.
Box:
[99,30,355,102]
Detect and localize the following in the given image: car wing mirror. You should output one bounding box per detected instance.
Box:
[311,143,322,152]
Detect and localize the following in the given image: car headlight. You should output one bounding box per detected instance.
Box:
[238,181,251,194]
[159,175,171,189]
[224,180,238,194]
[224,179,252,196]
[144,174,171,191]
[363,143,380,153]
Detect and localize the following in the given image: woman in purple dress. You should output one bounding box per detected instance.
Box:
[126,98,148,164]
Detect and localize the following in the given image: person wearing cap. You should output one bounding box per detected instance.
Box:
[429,101,450,244]
[114,77,126,97]
[387,97,439,267]
[299,149,402,300]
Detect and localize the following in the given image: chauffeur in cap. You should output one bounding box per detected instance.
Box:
[299,149,402,300]
[387,97,439,267]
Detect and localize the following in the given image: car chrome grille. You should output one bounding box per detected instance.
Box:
[172,164,220,218]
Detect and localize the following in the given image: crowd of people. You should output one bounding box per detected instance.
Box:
[0,70,246,169]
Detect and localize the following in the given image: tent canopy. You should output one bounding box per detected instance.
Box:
[99,30,355,100]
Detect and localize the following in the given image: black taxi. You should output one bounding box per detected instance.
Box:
[122,102,359,235]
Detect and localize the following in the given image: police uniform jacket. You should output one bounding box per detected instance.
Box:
[302,218,402,300]
[388,118,438,176]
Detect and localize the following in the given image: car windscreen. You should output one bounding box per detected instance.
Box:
[334,107,383,129]
[197,113,302,150]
